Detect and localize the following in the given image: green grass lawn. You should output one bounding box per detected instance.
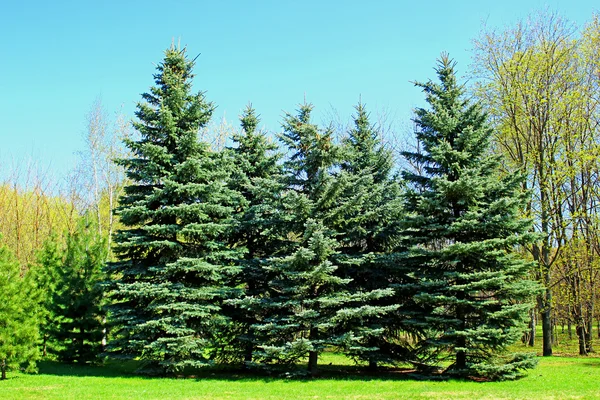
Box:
[1,356,599,400]
[2,328,600,400]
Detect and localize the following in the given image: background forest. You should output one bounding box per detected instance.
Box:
[2,10,600,383]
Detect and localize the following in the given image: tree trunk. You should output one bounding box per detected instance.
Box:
[368,358,378,372]
[587,318,594,353]
[540,254,553,355]
[576,283,587,356]
[587,301,594,352]
[1,360,6,380]
[456,346,466,371]
[308,351,318,376]
[539,154,553,357]
[243,341,253,369]
[79,326,85,363]
[542,308,553,356]
[577,324,588,356]
[540,294,553,356]
[533,242,552,356]
[308,327,318,376]
[528,310,536,347]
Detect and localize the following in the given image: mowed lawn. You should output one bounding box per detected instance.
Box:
[1,329,599,400]
[0,354,599,400]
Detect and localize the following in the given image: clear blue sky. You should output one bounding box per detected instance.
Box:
[1,0,597,182]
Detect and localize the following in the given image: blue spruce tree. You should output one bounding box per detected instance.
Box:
[252,103,350,376]
[398,54,539,380]
[330,102,404,370]
[106,46,243,374]
[225,105,286,366]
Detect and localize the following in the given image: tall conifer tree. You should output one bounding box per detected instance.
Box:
[331,102,404,369]
[225,105,285,365]
[106,46,243,373]
[253,104,350,376]
[52,219,107,363]
[399,55,538,379]
[32,236,63,358]
[0,242,40,380]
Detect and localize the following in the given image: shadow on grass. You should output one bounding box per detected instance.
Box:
[36,360,438,383]
[37,360,142,379]
[580,360,600,368]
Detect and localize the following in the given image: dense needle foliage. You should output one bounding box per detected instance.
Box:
[0,242,40,380]
[398,54,538,379]
[0,47,539,382]
[106,46,243,373]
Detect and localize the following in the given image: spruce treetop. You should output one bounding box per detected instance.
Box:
[405,54,491,183]
[120,46,215,188]
[231,104,280,184]
[279,103,337,194]
[239,103,259,136]
[342,101,393,182]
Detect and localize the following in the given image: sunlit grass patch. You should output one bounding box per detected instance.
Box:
[0,355,599,400]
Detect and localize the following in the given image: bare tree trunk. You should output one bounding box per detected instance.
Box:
[577,323,588,356]
[542,301,553,356]
[456,344,467,371]
[308,327,318,377]
[587,318,594,353]
[587,301,594,352]
[533,240,552,356]
[528,309,536,347]
[540,253,553,355]
[540,176,553,356]
[368,358,378,372]
[574,272,588,355]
